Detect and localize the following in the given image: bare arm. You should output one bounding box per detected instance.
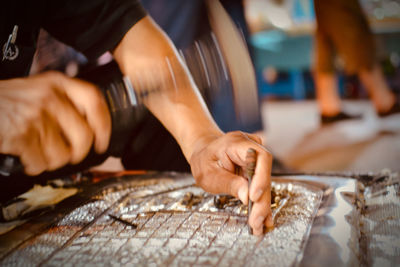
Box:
[113,16,222,160]
[113,16,273,235]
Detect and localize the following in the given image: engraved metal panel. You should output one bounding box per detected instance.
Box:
[0,174,323,267]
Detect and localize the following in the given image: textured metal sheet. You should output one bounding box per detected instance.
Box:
[282,172,400,267]
[355,172,400,266]
[0,174,323,266]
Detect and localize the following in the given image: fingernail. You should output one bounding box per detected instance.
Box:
[251,189,263,202]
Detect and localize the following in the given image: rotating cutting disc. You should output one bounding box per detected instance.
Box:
[205,0,260,124]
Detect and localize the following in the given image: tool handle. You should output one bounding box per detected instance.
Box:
[245,148,257,234]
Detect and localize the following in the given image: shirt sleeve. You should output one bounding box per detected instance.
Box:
[42,0,147,60]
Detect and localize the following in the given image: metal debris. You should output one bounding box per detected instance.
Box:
[0,174,323,266]
[179,192,202,209]
[108,214,137,229]
[354,171,400,266]
[213,195,241,210]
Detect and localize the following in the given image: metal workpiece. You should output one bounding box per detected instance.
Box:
[286,172,400,267]
[286,175,361,266]
[0,173,322,266]
[1,172,398,266]
[354,172,400,266]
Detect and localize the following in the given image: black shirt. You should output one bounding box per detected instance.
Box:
[0,0,146,79]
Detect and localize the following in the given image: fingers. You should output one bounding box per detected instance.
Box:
[18,126,47,176]
[55,74,111,154]
[204,149,272,236]
[217,156,236,173]
[248,191,272,236]
[46,90,94,164]
[249,148,272,202]
[196,165,249,204]
[17,112,74,175]
[0,72,111,175]
[225,173,248,204]
[248,145,273,235]
[246,133,263,145]
[212,131,273,235]
[36,112,71,170]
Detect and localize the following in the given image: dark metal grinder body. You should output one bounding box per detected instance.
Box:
[0,61,140,176]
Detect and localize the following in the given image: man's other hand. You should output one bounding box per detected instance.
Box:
[0,71,111,175]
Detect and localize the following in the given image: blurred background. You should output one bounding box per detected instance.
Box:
[246,0,400,101]
[244,0,400,173]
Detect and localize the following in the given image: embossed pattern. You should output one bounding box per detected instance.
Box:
[1,175,322,266]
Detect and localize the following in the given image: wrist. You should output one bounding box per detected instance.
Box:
[187,130,223,165]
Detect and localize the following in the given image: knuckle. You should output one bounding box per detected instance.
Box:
[225,131,244,141]
[253,135,262,144]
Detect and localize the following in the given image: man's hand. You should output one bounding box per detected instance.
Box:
[0,71,111,175]
[189,131,273,236]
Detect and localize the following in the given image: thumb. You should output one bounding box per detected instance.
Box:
[208,170,249,204]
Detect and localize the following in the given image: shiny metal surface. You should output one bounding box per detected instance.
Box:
[286,175,360,266]
[0,174,323,266]
[2,173,397,266]
[287,174,400,267]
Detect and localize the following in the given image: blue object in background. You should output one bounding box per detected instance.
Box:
[292,0,315,24]
[256,69,308,100]
[251,30,313,99]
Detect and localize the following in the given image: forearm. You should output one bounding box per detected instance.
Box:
[146,84,223,161]
[113,16,222,161]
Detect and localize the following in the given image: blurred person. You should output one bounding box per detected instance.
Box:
[313,0,400,124]
[0,0,272,235]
